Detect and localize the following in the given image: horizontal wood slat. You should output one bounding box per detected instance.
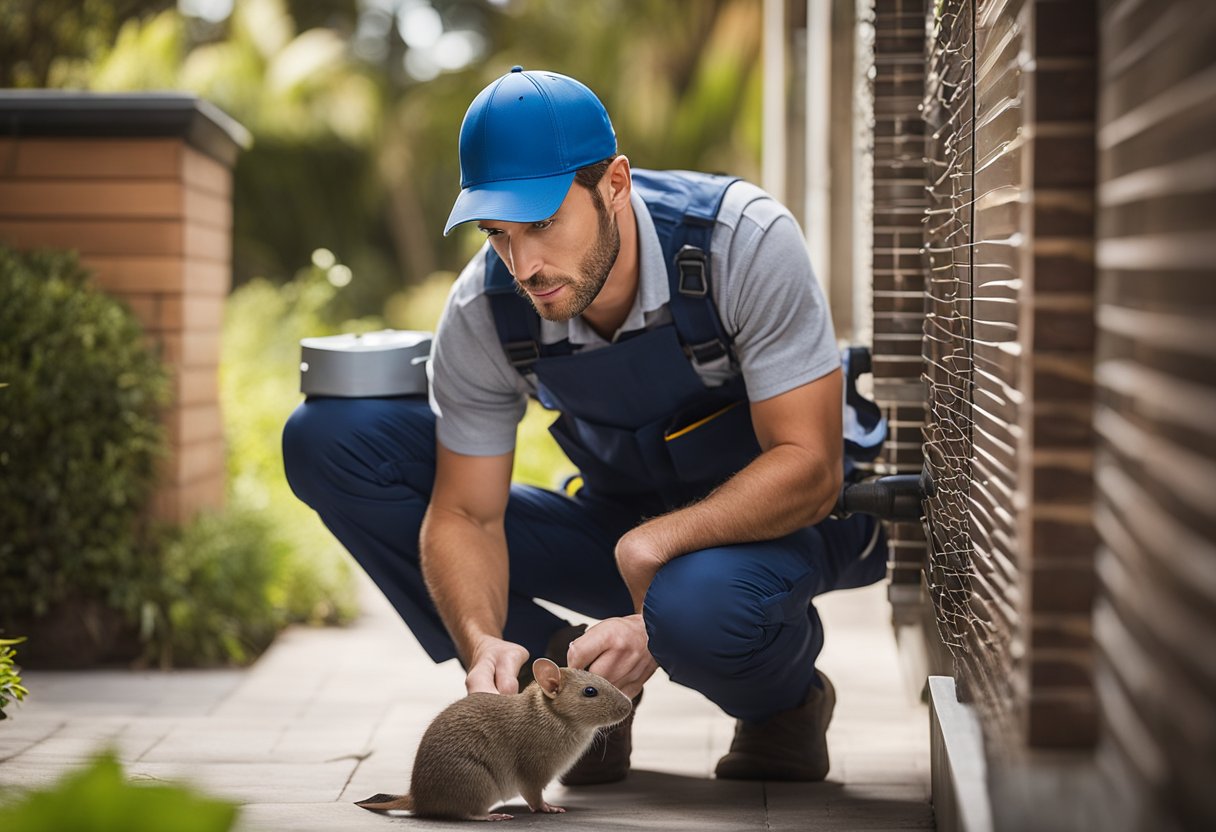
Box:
[0,181,184,218]
[0,138,182,178]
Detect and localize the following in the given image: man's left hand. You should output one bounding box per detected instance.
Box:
[565,615,657,700]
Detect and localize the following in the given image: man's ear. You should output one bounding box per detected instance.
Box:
[533,658,563,699]
[605,155,632,212]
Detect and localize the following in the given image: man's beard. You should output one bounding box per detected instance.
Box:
[515,201,620,321]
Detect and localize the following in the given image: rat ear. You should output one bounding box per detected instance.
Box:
[532,658,563,699]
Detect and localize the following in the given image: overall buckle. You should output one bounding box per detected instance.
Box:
[504,340,540,369]
[676,245,709,297]
[686,339,727,364]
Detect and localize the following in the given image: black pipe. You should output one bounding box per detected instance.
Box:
[835,467,934,522]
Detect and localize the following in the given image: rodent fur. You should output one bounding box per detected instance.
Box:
[356,658,632,821]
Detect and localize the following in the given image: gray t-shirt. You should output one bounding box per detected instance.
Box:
[428,178,840,456]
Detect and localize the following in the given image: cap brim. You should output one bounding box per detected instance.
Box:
[443,171,576,236]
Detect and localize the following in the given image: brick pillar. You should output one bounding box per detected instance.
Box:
[871,0,932,618]
[1015,0,1099,750]
[0,93,249,525]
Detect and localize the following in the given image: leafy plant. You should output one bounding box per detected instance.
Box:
[0,750,238,832]
[141,508,286,668]
[0,637,28,720]
[0,246,169,628]
[0,246,357,669]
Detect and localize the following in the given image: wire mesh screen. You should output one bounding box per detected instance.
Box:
[921,0,977,693]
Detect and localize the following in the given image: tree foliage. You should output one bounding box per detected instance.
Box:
[0,0,173,87]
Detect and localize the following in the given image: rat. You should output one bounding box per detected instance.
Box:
[355,657,633,821]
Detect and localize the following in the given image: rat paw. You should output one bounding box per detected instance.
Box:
[531,802,566,814]
[481,812,514,821]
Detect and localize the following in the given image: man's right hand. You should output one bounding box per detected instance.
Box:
[465,634,530,695]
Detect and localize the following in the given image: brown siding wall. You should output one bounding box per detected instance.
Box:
[1093,0,1216,827]
[0,137,231,524]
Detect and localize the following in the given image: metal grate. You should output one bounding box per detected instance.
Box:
[921,0,979,697]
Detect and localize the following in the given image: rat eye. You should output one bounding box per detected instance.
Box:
[582,686,599,698]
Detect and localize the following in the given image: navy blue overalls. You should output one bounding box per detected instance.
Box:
[283,170,887,722]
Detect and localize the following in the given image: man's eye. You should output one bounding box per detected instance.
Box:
[480,228,502,238]
[532,220,553,230]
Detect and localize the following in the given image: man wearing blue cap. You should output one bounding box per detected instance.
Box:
[284,67,887,785]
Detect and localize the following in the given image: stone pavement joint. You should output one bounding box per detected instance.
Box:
[0,575,933,831]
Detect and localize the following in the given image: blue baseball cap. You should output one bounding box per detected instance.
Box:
[443,66,617,236]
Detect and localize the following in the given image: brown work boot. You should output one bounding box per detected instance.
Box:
[714,672,836,781]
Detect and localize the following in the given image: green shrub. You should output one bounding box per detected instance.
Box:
[141,509,286,668]
[0,247,169,624]
[0,246,355,669]
[0,637,28,720]
[0,750,238,832]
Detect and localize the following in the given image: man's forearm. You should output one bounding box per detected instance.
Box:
[615,442,842,611]
[419,504,511,664]
[649,443,839,556]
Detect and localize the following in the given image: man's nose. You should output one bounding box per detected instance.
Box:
[506,236,543,281]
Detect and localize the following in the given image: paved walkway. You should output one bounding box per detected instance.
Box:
[0,577,932,831]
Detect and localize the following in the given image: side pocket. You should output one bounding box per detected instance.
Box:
[664,399,761,484]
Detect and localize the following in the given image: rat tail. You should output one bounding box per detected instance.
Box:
[354,793,415,813]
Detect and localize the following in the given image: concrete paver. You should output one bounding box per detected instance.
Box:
[0,575,932,830]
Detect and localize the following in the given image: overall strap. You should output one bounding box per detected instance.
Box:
[483,248,575,374]
[631,169,741,368]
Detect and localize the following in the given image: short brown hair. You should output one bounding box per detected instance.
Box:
[574,156,615,190]
[573,156,617,214]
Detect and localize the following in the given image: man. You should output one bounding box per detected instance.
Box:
[283,67,886,785]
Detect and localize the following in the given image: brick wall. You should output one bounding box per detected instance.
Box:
[0,131,236,525]
[1015,0,1099,750]
[871,0,930,597]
